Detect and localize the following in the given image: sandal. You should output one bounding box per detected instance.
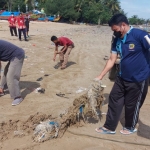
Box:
[95,127,116,134]
[120,127,137,135]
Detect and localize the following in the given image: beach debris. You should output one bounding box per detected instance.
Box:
[56,93,65,97]
[33,120,59,142]
[40,71,44,73]
[35,88,45,94]
[56,92,71,99]
[76,87,87,93]
[14,130,24,137]
[101,112,107,115]
[33,80,105,142]
[37,77,43,81]
[37,74,50,81]
[44,74,50,76]
[87,80,105,119]
[104,55,109,60]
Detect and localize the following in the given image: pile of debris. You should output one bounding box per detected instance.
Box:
[33,80,105,142]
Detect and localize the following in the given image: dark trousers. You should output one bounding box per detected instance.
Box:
[104,76,149,131]
[10,27,17,36]
[18,29,27,40]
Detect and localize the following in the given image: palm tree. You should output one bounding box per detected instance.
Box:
[102,0,120,14]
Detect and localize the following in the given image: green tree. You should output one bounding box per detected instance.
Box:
[0,0,7,9]
[102,0,120,15]
[12,0,26,12]
[45,0,80,22]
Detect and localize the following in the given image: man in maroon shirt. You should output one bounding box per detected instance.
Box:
[51,36,74,69]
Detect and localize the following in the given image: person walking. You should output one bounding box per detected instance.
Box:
[51,36,74,69]
[8,13,18,36]
[0,40,25,106]
[95,14,150,135]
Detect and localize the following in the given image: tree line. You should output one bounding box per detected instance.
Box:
[0,0,149,25]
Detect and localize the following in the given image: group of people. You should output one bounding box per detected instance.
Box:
[8,12,30,41]
[0,14,150,136]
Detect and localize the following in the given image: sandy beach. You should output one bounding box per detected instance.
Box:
[0,20,150,150]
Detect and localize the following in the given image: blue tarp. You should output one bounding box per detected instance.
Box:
[47,16,55,21]
[0,11,19,16]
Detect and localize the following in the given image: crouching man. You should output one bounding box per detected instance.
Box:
[0,40,25,106]
[51,36,74,69]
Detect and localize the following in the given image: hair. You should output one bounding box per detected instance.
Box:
[11,13,14,15]
[19,12,22,15]
[51,36,57,41]
[108,13,129,26]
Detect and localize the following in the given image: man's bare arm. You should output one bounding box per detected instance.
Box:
[96,53,118,80]
[60,45,67,53]
[53,46,58,61]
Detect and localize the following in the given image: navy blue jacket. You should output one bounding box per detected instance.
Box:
[112,27,150,82]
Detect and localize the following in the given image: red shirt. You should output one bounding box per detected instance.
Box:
[56,37,73,46]
[17,17,26,29]
[8,16,17,27]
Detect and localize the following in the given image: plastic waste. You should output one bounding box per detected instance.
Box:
[35,87,45,94]
[76,87,87,93]
[34,120,60,142]
[14,130,24,136]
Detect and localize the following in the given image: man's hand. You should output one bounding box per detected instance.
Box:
[94,76,102,81]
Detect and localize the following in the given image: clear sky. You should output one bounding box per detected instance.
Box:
[120,0,150,19]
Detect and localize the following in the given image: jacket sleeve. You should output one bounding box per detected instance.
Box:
[111,36,118,54]
[139,30,150,50]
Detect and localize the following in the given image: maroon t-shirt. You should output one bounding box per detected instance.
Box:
[56,37,73,46]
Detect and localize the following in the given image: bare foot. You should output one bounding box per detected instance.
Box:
[0,88,4,93]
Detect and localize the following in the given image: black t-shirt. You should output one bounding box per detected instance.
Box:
[25,17,29,27]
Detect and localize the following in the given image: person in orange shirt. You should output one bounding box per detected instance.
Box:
[8,13,18,36]
[17,13,28,41]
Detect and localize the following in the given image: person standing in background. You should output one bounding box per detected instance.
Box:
[25,13,30,37]
[17,13,28,41]
[8,13,18,36]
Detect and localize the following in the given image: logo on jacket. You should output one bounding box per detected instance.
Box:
[129,44,135,50]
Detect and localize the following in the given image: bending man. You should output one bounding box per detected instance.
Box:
[0,40,25,106]
[51,36,74,69]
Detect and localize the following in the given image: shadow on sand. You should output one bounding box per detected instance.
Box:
[54,61,76,69]
[20,81,40,99]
